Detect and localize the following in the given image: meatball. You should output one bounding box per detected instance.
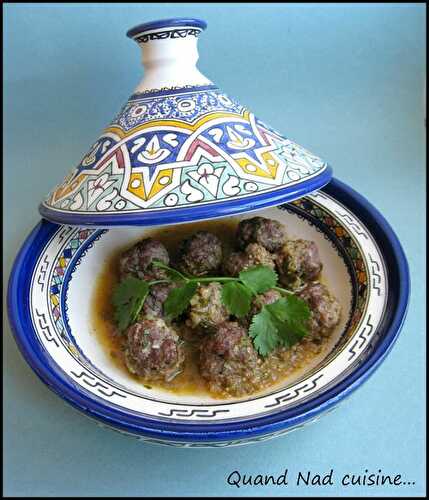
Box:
[124,318,185,382]
[187,283,228,331]
[141,282,175,318]
[297,283,341,341]
[222,251,248,277]
[246,243,276,269]
[177,231,223,276]
[275,239,322,289]
[199,321,262,397]
[223,243,276,276]
[119,238,169,281]
[237,216,286,252]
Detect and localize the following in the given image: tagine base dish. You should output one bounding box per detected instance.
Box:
[8,178,409,447]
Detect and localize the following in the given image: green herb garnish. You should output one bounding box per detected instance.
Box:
[112,277,149,331]
[238,265,278,294]
[164,281,198,319]
[221,281,253,318]
[112,260,311,356]
[249,296,311,356]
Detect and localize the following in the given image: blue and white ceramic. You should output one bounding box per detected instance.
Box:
[39,18,332,227]
[8,178,409,447]
[8,17,409,446]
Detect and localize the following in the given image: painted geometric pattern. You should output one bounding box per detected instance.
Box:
[290,197,368,335]
[49,228,96,334]
[43,87,328,214]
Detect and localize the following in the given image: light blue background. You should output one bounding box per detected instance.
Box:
[3,3,426,497]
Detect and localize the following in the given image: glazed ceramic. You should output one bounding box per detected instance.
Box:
[8,18,409,447]
[8,179,409,447]
[40,18,332,227]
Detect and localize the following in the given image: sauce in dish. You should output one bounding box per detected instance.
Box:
[91,217,341,399]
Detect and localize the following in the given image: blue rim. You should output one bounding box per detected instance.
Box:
[7,178,410,443]
[126,18,207,39]
[39,166,333,227]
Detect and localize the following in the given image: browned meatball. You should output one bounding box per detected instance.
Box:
[222,251,249,277]
[177,231,223,276]
[141,283,175,318]
[275,239,322,289]
[223,243,275,276]
[199,321,262,396]
[187,283,229,331]
[297,283,341,341]
[124,318,185,382]
[237,216,286,252]
[119,238,169,281]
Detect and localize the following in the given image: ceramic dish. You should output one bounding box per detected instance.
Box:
[8,178,409,447]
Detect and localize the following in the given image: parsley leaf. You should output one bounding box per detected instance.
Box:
[164,282,198,319]
[249,307,281,356]
[276,295,311,346]
[248,296,311,356]
[239,265,278,294]
[112,277,149,332]
[221,282,253,318]
[284,294,311,330]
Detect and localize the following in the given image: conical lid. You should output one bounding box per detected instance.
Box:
[40,18,332,227]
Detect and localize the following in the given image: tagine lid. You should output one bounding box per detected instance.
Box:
[39,18,333,227]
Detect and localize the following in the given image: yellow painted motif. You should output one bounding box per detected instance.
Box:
[104,111,249,139]
[52,173,86,203]
[50,110,257,207]
[127,173,147,201]
[261,151,279,178]
[236,156,277,179]
[147,169,173,199]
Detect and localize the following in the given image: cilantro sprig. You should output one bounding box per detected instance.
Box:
[112,277,150,331]
[112,260,311,356]
[249,296,311,356]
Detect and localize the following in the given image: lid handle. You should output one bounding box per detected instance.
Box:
[127,18,212,92]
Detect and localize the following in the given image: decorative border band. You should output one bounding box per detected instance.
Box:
[134,27,203,44]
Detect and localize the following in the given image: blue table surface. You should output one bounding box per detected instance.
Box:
[3,3,426,497]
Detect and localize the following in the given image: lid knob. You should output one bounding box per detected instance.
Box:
[127,18,211,91]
